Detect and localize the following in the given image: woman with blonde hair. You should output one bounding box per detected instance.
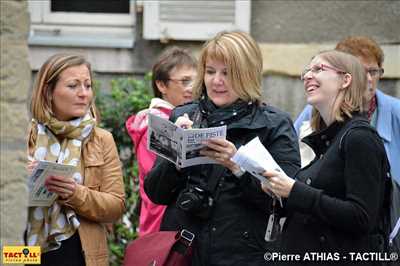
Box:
[145,31,300,265]
[26,53,125,266]
[263,50,388,265]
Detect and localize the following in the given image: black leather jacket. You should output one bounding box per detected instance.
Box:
[145,99,300,266]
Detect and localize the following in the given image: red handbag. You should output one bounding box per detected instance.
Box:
[123,230,194,266]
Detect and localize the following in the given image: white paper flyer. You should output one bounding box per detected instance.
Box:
[231,137,285,206]
[28,161,75,206]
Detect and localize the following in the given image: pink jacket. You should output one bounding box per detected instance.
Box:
[125,98,174,236]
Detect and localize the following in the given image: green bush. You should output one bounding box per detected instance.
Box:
[95,74,153,266]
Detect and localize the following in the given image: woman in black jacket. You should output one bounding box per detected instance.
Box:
[263,50,388,265]
[144,31,301,266]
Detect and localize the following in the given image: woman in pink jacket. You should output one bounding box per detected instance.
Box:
[126,47,196,236]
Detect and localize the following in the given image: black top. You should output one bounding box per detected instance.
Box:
[281,115,387,266]
[145,98,301,266]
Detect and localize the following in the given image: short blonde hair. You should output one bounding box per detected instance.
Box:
[30,53,98,123]
[192,31,262,102]
[310,50,367,131]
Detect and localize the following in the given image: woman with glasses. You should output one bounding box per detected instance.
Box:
[294,36,400,180]
[126,46,197,236]
[144,31,300,265]
[262,50,388,265]
[294,37,400,253]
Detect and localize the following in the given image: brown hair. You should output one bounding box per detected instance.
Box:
[151,46,197,98]
[310,50,368,131]
[30,53,98,123]
[335,36,384,67]
[192,31,263,102]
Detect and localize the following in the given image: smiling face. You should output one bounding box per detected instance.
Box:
[303,56,347,118]
[204,58,239,108]
[52,64,93,121]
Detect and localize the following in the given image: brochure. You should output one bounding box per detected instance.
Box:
[148,113,227,168]
[231,137,285,206]
[28,160,75,207]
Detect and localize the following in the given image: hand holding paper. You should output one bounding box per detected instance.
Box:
[175,113,193,129]
[27,158,38,175]
[262,169,295,199]
[45,174,77,200]
[148,113,227,167]
[200,138,238,172]
[28,161,75,206]
[231,137,289,205]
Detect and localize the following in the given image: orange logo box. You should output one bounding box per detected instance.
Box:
[2,246,41,264]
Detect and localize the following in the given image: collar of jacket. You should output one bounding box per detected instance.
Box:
[198,94,257,129]
[302,114,367,156]
[376,89,392,143]
[149,97,175,110]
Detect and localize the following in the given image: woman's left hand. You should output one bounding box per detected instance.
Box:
[200,138,238,171]
[261,170,295,198]
[45,175,78,200]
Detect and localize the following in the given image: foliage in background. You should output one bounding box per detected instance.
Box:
[95,74,153,266]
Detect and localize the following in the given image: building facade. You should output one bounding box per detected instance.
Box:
[27,0,400,118]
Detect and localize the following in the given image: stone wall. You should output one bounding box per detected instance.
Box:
[252,1,400,43]
[27,1,399,121]
[0,0,31,250]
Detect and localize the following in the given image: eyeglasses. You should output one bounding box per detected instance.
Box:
[365,67,384,78]
[301,64,347,80]
[167,78,194,87]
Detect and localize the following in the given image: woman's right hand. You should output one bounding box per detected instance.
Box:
[27,159,38,175]
[175,113,193,129]
[261,170,295,198]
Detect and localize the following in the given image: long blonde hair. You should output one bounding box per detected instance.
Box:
[192,31,263,102]
[310,50,367,131]
[30,53,99,123]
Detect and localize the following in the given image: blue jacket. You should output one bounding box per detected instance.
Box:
[294,89,400,186]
